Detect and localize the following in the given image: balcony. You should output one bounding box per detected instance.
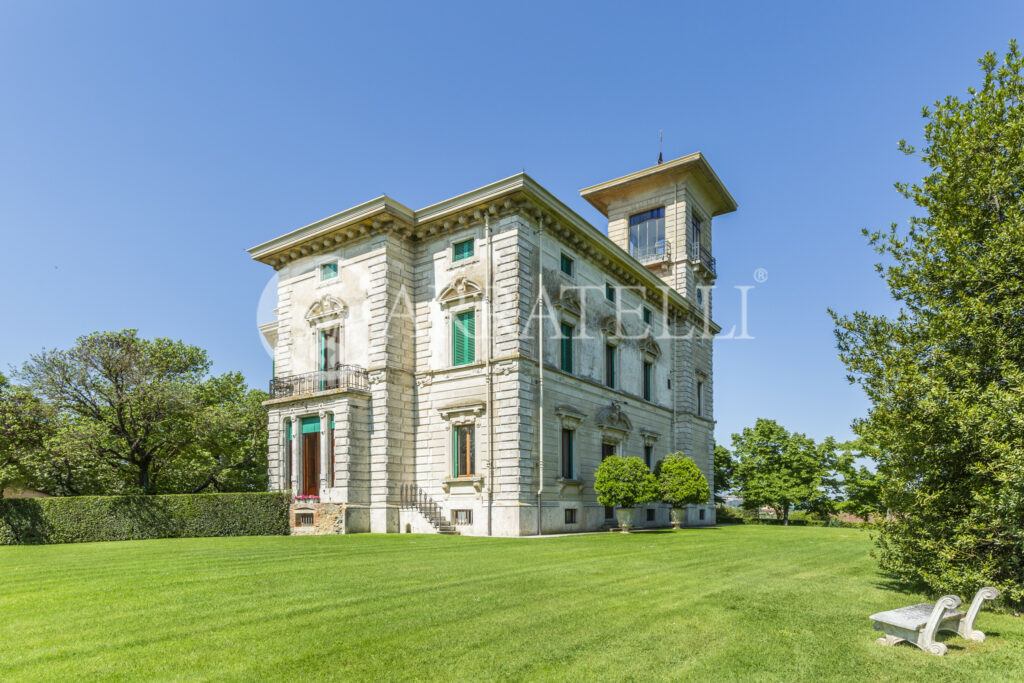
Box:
[269,364,369,399]
[690,244,717,278]
[630,239,671,265]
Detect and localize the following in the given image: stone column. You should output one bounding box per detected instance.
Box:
[319,409,330,494]
[291,415,301,496]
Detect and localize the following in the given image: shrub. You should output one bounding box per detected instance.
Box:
[655,452,710,508]
[715,505,744,524]
[0,492,290,545]
[594,456,658,509]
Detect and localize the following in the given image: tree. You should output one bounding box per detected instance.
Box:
[17,330,268,495]
[731,418,834,525]
[594,456,658,509]
[0,373,51,495]
[655,452,710,508]
[830,43,1024,606]
[713,444,734,502]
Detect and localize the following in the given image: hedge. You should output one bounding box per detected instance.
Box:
[0,492,291,545]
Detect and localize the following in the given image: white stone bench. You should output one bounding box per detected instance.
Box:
[870,587,999,656]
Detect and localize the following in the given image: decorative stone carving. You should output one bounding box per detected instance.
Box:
[415,373,433,388]
[438,277,483,305]
[600,315,625,343]
[955,587,1000,641]
[305,295,347,326]
[368,369,388,386]
[555,286,582,318]
[596,401,632,435]
[639,333,662,360]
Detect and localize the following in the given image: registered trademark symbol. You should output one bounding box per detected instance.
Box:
[753,268,768,283]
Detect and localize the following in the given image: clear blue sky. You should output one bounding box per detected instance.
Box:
[1,1,1020,448]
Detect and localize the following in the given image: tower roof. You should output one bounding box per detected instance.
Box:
[579,152,738,218]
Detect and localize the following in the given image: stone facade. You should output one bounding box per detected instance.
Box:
[249,154,737,536]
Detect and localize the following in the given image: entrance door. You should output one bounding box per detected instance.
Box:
[602,443,615,520]
[302,432,319,496]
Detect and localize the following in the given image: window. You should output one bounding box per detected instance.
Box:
[453,425,475,477]
[452,310,476,366]
[453,238,474,262]
[644,444,653,470]
[696,288,704,307]
[605,344,616,388]
[629,207,666,261]
[691,214,703,257]
[319,327,341,390]
[320,262,338,280]
[602,443,616,520]
[561,428,574,479]
[452,509,473,525]
[699,509,706,521]
[560,322,574,373]
[295,512,314,527]
[646,508,655,522]
[605,283,615,302]
[565,508,578,524]
[697,380,704,416]
[560,253,574,276]
[642,306,652,325]
[328,414,335,486]
[643,362,653,401]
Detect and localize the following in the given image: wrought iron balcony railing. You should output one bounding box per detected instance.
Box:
[269,364,369,399]
[630,239,671,264]
[690,243,717,277]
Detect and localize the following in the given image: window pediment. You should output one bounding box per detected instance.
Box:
[438,277,483,306]
[554,404,585,427]
[600,315,626,343]
[305,295,348,326]
[639,333,662,360]
[555,287,582,319]
[596,401,632,434]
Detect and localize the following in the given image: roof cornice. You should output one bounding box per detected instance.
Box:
[579,152,738,218]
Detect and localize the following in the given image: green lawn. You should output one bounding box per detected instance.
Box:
[1,526,1021,681]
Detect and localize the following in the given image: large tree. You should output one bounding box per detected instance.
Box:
[831,43,1024,606]
[0,373,51,495]
[17,330,268,495]
[713,444,735,503]
[732,418,835,525]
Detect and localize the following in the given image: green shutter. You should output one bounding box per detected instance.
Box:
[301,417,320,434]
[453,310,475,366]
[560,323,573,373]
[286,421,292,441]
[643,362,652,400]
[560,254,573,276]
[453,239,474,261]
[452,427,457,477]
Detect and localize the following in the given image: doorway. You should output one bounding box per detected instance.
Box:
[301,417,321,497]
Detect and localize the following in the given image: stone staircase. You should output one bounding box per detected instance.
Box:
[399,484,460,535]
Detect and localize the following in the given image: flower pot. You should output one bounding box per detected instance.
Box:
[670,507,685,529]
[615,507,636,532]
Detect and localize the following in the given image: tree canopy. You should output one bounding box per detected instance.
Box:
[731,418,837,525]
[9,330,268,496]
[655,452,710,508]
[831,43,1024,606]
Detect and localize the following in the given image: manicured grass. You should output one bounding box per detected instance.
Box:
[0,526,1020,681]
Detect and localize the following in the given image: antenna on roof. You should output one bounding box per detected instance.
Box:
[657,130,663,164]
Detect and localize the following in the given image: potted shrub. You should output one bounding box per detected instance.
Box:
[594,455,658,532]
[655,452,710,528]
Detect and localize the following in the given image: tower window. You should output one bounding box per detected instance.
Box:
[605,283,615,302]
[697,380,704,417]
[643,306,652,325]
[629,207,666,262]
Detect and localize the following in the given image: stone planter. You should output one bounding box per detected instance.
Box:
[615,507,636,532]
[670,507,685,529]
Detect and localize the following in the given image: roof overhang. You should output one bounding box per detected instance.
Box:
[579,152,738,218]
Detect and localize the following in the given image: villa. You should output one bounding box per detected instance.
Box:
[248,153,736,536]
